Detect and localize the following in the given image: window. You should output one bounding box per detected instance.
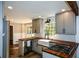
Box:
[44,17,56,37]
[27,26,32,34]
[26,25,33,38]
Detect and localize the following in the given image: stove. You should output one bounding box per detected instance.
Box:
[48,44,73,54]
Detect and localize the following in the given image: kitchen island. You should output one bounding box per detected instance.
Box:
[18,37,44,56]
[19,37,44,41]
[42,39,79,58]
[18,37,79,58]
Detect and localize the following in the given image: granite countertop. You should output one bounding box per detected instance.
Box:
[42,39,79,58]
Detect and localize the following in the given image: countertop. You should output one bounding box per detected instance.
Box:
[19,37,44,41]
[42,39,79,58]
[19,37,78,58]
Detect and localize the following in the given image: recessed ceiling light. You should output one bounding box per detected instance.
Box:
[62,9,66,12]
[38,16,42,18]
[8,6,13,10]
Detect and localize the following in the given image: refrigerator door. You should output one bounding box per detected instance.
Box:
[3,16,10,58]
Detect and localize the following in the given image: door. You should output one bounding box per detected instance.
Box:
[9,26,13,45]
[32,20,36,33]
[9,26,13,57]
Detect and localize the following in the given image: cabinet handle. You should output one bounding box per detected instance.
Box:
[35,29,36,33]
[63,28,65,34]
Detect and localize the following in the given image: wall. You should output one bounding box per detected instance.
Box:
[24,23,32,38]
[12,23,22,44]
[50,34,76,42]
[43,16,76,42]
[0,1,3,57]
[11,22,32,44]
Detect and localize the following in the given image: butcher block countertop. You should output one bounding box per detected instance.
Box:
[19,37,44,41]
[42,39,79,58]
[19,37,79,58]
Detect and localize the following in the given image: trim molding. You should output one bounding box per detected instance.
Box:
[66,1,78,16]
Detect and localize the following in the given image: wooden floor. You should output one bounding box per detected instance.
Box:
[9,45,41,58]
[24,52,41,58]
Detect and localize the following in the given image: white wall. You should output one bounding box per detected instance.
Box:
[13,23,22,44]
[13,33,22,44]
[50,34,76,42]
[0,1,3,57]
[13,23,32,44]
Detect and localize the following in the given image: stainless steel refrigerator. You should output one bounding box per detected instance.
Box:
[3,16,10,58]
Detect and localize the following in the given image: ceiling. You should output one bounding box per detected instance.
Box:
[4,1,71,23]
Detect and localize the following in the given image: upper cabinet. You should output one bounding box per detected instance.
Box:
[32,18,43,34]
[56,11,76,35]
[56,12,64,34]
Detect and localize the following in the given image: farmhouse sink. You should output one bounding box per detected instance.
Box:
[38,39,51,47]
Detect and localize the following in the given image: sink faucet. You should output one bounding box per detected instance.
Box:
[45,34,49,39]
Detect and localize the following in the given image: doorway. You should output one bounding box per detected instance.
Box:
[9,26,13,57]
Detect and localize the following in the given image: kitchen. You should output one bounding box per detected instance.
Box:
[1,1,79,58]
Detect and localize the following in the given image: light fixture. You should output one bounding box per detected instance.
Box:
[61,9,66,12]
[45,18,51,23]
[38,16,42,18]
[8,6,13,10]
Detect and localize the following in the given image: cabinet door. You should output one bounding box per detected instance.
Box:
[56,13,64,34]
[32,40,38,52]
[64,11,76,35]
[32,19,40,33]
[32,40,42,54]
[37,45,42,54]
[36,19,40,33]
[32,20,36,33]
[32,20,34,33]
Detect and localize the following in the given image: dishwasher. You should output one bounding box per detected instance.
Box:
[19,40,32,56]
[24,40,32,55]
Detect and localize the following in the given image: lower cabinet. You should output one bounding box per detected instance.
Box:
[43,52,59,58]
[32,40,42,54]
[19,40,24,56]
[19,40,32,56]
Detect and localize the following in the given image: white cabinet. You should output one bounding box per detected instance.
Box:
[64,11,76,35]
[56,11,76,35]
[56,12,64,34]
[32,18,43,34]
[32,19,37,33]
[38,39,51,47]
[37,45,42,54]
[32,40,42,54]
[43,52,59,58]
[32,40,38,52]
[19,40,24,56]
